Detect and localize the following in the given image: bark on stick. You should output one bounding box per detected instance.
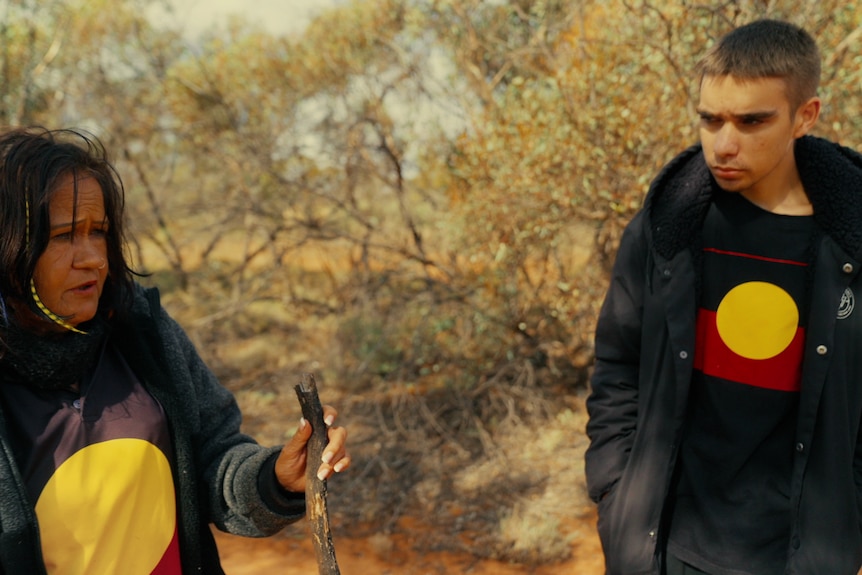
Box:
[294,373,341,575]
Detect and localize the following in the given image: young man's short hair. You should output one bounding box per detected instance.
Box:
[696,19,821,111]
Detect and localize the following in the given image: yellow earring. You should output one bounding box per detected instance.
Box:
[29,278,86,335]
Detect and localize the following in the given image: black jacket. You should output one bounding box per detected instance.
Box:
[585,136,862,575]
[0,285,305,573]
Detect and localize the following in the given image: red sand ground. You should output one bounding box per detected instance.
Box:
[215,507,604,575]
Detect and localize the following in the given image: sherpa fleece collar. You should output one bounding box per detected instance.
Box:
[644,135,862,262]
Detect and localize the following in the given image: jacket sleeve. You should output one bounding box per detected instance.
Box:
[584,212,649,503]
[156,307,306,537]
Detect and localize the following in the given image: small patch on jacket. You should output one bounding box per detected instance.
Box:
[838,288,855,320]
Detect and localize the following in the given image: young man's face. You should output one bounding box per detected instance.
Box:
[697,75,819,202]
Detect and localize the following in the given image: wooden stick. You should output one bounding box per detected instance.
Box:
[294,373,341,575]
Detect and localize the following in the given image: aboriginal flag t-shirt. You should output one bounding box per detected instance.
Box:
[0,341,182,575]
[667,191,815,575]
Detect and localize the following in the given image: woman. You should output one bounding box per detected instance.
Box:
[0,127,350,574]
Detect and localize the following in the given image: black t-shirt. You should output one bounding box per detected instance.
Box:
[668,192,816,575]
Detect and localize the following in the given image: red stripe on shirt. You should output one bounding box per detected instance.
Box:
[703,247,809,267]
[694,308,803,392]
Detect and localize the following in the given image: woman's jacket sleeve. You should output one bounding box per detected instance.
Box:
[156,307,306,537]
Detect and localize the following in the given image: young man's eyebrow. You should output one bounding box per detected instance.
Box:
[737,110,778,121]
[695,108,778,121]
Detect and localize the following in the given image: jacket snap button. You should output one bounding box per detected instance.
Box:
[843,263,854,274]
[679,351,688,360]
[816,345,828,355]
[796,442,804,453]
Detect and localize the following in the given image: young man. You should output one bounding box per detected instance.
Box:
[585,19,862,575]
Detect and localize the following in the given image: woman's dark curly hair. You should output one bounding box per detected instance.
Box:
[0,127,136,326]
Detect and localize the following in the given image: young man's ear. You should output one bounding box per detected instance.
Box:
[794,96,821,138]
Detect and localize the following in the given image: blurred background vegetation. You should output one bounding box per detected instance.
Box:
[4,0,862,566]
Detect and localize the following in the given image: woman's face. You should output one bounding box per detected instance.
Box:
[32,173,109,328]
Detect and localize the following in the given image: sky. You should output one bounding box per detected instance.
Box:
[158,0,343,38]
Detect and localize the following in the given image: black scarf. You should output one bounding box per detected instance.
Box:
[0,319,107,391]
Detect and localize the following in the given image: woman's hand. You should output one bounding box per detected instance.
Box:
[274,405,350,493]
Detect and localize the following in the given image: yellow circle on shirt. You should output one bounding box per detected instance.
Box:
[35,438,176,575]
[715,281,799,360]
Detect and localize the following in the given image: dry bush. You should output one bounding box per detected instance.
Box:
[164,301,594,566]
[317,359,592,565]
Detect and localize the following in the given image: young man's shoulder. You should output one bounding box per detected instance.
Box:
[797,135,862,172]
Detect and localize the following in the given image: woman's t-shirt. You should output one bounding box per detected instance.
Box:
[0,341,182,575]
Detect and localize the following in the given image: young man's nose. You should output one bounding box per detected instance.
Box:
[713,125,740,158]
